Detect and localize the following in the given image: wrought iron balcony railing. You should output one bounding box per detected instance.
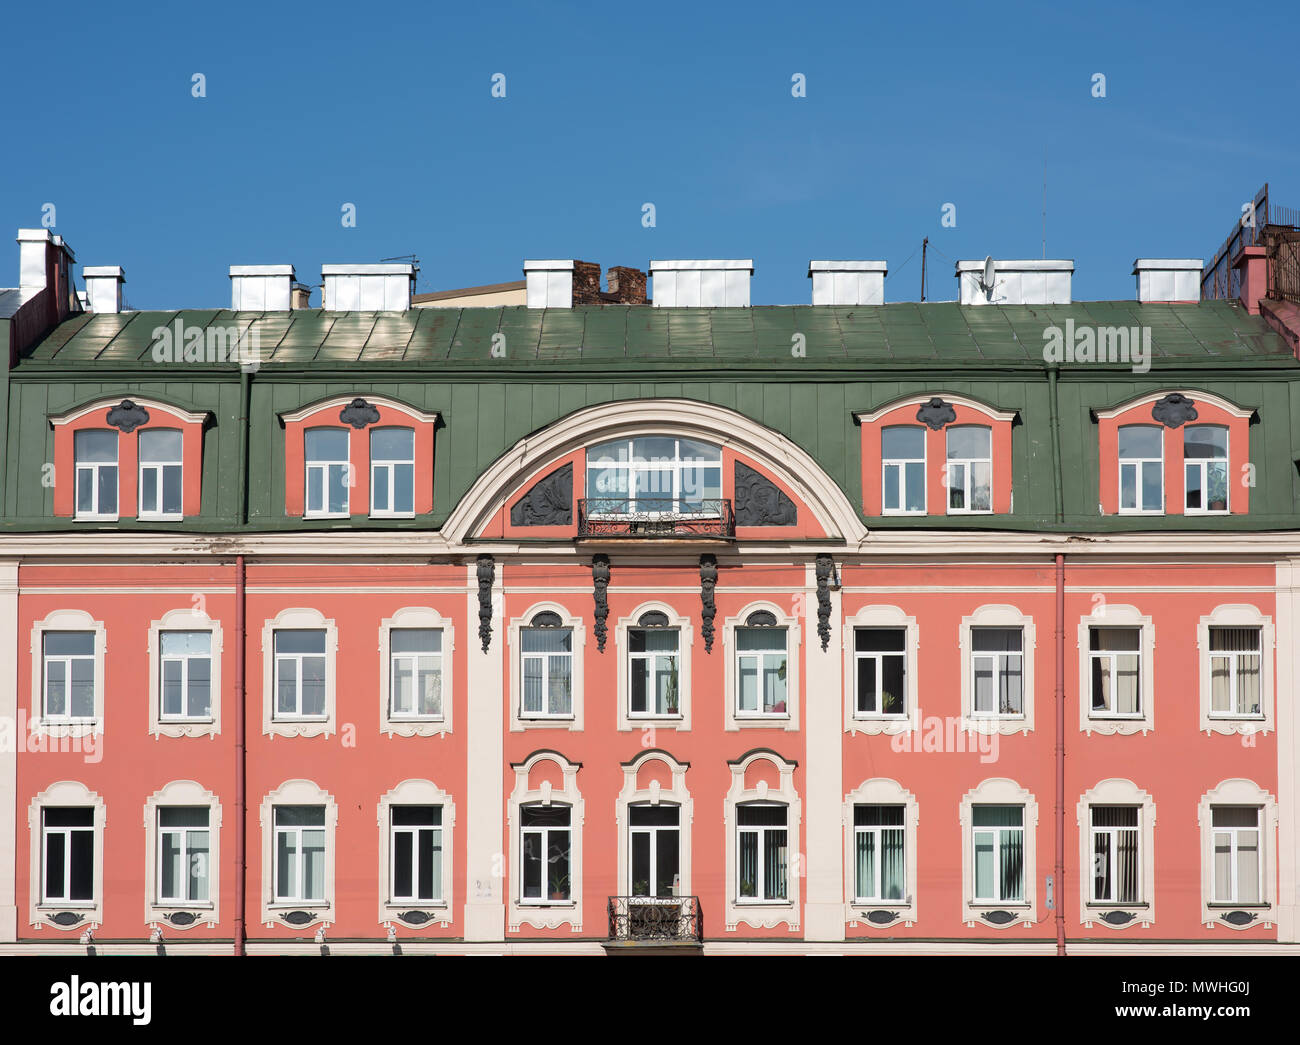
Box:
[607,895,703,943]
[577,499,734,539]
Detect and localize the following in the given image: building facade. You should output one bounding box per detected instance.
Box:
[1,236,1298,954]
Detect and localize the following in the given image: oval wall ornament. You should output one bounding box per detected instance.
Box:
[49,911,85,927]
[398,910,432,926]
[866,909,900,925]
[1100,910,1135,925]
[106,399,150,433]
[915,397,957,431]
[167,910,197,926]
[1151,393,1198,428]
[282,910,314,926]
[339,397,381,428]
[982,909,1016,925]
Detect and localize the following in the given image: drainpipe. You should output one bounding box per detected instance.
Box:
[234,554,246,956]
[238,369,251,525]
[1047,365,1064,523]
[1054,552,1066,956]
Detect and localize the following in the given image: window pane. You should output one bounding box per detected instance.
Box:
[45,807,94,827]
[301,657,326,716]
[521,805,570,828]
[188,830,209,901]
[45,631,94,656]
[393,463,414,514]
[139,428,183,461]
[856,628,905,652]
[276,659,296,714]
[972,805,1022,827]
[370,427,414,461]
[738,805,787,826]
[1091,627,1140,652]
[275,805,325,827]
[161,630,210,656]
[372,466,389,511]
[392,628,439,654]
[1211,807,1258,828]
[973,627,1021,652]
[947,425,991,459]
[522,628,570,653]
[140,468,158,511]
[161,830,181,899]
[1184,425,1228,459]
[903,461,925,511]
[74,429,118,462]
[1141,461,1162,509]
[629,805,680,827]
[162,659,183,716]
[736,627,785,652]
[305,428,348,461]
[276,630,326,654]
[327,464,348,514]
[882,426,925,459]
[393,832,413,897]
[160,807,208,828]
[45,831,65,898]
[302,830,325,900]
[1119,426,1162,458]
[70,831,94,900]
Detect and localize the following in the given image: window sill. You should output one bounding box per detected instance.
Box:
[1086,901,1149,910]
[268,902,330,911]
[158,717,215,725]
[151,902,214,911]
[302,513,350,521]
[370,512,416,520]
[1206,902,1270,910]
[968,902,1030,910]
[139,514,184,522]
[518,900,575,909]
[519,716,576,724]
[388,715,445,724]
[735,714,791,723]
[38,902,97,910]
[272,715,330,723]
[73,516,120,523]
[384,901,447,911]
[735,898,792,907]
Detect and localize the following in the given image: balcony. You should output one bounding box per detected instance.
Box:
[577,499,734,540]
[605,895,703,953]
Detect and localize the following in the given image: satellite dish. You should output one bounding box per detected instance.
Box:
[981,255,996,291]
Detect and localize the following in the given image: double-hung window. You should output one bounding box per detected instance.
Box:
[1118,425,1163,513]
[946,425,992,513]
[370,427,415,517]
[881,425,926,514]
[972,627,1023,717]
[274,630,327,719]
[74,429,118,519]
[1209,626,1262,718]
[521,626,573,719]
[1089,627,1141,717]
[138,428,183,519]
[42,807,95,904]
[304,427,349,517]
[628,628,680,717]
[972,805,1024,903]
[1184,425,1229,513]
[854,628,906,717]
[389,628,442,720]
[520,805,571,903]
[737,804,788,902]
[157,808,210,904]
[630,804,680,898]
[390,806,443,903]
[1090,806,1140,904]
[159,631,212,720]
[1211,807,1261,905]
[853,805,906,903]
[273,806,326,903]
[42,632,96,721]
[735,627,788,717]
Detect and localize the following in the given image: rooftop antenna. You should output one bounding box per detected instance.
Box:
[920,237,928,302]
[381,253,421,293]
[1041,148,1047,259]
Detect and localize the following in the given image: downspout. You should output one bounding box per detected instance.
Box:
[1047,364,1064,523]
[234,554,246,956]
[1054,552,1066,956]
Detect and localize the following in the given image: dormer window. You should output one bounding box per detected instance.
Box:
[370,427,415,517]
[1184,425,1229,513]
[881,426,926,514]
[74,430,118,520]
[1118,425,1163,514]
[305,428,350,518]
[586,437,722,516]
[138,429,183,520]
[945,425,992,514]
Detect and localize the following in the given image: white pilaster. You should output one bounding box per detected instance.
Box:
[0,561,18,941]
[464,561,506,940]
[1275,560,1298,941]
[802,560,845,940]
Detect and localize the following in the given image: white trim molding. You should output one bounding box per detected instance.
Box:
[376,778,456,930]
[261,607,338,739]
[1198,778,1277,931]
[1093,389,1254,422]
[29,609,106,740]
[49,396,211,428]
[279,394,439,427]
[1077,604,1155,736]
[1077,778,1156,930]
[146,607,224,739]
[0,561,16,942]
[615,750,693,896]
[142,780,221,930]
[508,601,585,733]
[959,777,1039,930]
[1196,605,1274,737]
[842,604,918,737]
[854,392,1018,426]
[842,777,919,928]
[959,604,1035,736]
[28,780,105,932]
[259,778,337,930]
[377,607,454,738]
[616,601,693,733]
[723,749,802,932]
[507,751,584,933]
[722,600,801,732]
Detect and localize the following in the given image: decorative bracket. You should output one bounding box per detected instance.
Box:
[476,555,495,652]
[815,554,834,651]
[592,555,611,652]
[699,554,718,653]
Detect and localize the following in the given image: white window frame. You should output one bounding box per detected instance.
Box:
[137,427,184,521]
[369,425,416,519]
[1089,806,1142,905]
[1197,778,1277,929]
[842,778,919,927]
[378,607,454,738]
[377,779,456,929]
[616,751,693,900]
[843,605,918,737]
[1117,424,1165,515]
[28,781,105,931]
[148,606,223,738]
[73,428,119,521]
[262,608,338,739]
[959,605,1036,735]
[880,424,927,516]
[944,424,993,515]
[616,603,693,732]
[507,752,584,932]
[722,601,800,731]
[584,435,723,517]
[29,609,106,740]
[1076,778,1156,929]
[1197,605,1273,736]
[959,778,1038,929]
[259,779,337,929]
[143,780,221,929]
[303,425,351,519]
[1183,424,1230,515]
[723,750,801,931]
[508,603,585,732]
[1077,604,1155,736]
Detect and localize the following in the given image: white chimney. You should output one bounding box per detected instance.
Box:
[809,260,887,305]
[230,265,294,310]
[524,260,575,308]
[83,266,125,314]
[321,263,415,311]
[17,228,53,289]
[956,258,1073,305]
[649,260,752,307]
[1133,259,1202,303]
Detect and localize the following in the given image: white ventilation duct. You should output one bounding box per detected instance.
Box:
[524,260,574,308]
[809,260,887,305]
[83,266,126,314]
[230,265,295,311]
[1132,259,1202,303]
[649,260,752,307]
[956,258,1073,305]
[321,263,415,311]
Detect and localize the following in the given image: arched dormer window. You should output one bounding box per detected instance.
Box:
[585,436,722,517]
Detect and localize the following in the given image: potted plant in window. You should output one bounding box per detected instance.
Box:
[664,669,679,716]
[740,877,755,898]
[882,690,901,715]
[1207,467,1228,512]
[548,872,569,901]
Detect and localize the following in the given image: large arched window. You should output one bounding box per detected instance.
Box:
[585,436,721,515]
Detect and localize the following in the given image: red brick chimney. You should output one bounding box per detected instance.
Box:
[606,266,647,304]
[571,260,602,304]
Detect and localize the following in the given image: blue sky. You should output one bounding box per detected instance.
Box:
[2,0,1296,308]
